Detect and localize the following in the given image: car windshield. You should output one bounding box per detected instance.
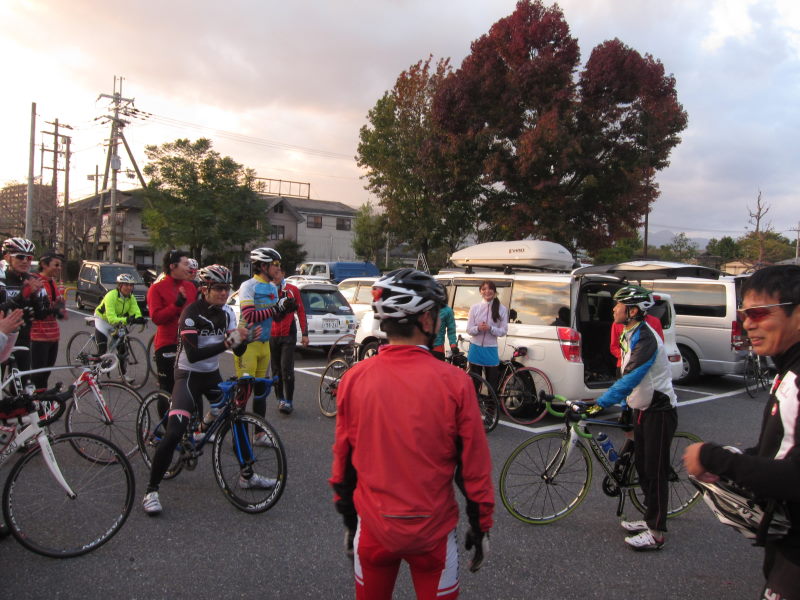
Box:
[302,289,353,315]
[100,266,144,284]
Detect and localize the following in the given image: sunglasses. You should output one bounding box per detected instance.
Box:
[13,254,33,261]
[271,260,281,266]
[737,302,796,322]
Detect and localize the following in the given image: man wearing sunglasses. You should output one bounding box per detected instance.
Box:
[684,265,800,599]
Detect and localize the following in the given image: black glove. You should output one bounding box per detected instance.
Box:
[126,315,135,325]
[277,296,297,314]
[174,293,187,307]
[465,528,489,573]
[344,528,356,563]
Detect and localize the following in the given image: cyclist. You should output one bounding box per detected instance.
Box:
[2,237,47,378]
[431,304,458,361]
[466,280,508,391]
[30,251,67,389]
[330,268,494,599]
[683,265,800,597]
[94,273,145,382]
[147,250,198,409]
[187,258,201,289]
[142,264,284,515]
[236,247,295,418]
[594,285,677,551]
[269,266,308,414]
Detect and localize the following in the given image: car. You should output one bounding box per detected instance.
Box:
[227,280,357,349]
[75,261,149,315]
[355,241,695,401]
[337,277,378,324]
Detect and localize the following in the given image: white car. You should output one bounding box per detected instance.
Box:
[228,280,357,349]
[337,277,378,324]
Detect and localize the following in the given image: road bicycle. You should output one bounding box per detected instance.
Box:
[499,394,702,524]
[65,316,151,389]
[137,375,287,513]
[743,348,772,398]
[444,350,499,433]
[0,379,134,557]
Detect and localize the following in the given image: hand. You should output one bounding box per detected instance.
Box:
[683,442,709,478]
[247,325,263,342]
[277,296,297,313]
[0,309,25,334]
[465,529,489,572]
[225,327,250,349]
[301,335,309,347]
[175,289,187,307]
[586,404,603,416]
[450,345,460,355]
[344,528,356,563]
[126,315,135,325]
[478,321,490,332]
[22,277,44,297]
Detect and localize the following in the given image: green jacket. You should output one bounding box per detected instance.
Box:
[95,288,142,325]
[434,305,457,348]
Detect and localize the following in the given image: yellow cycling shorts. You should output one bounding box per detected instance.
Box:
[235,340,271,378]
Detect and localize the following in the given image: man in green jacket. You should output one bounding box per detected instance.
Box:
[94,273,144,381]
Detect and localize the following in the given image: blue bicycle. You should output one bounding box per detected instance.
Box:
[136,375,287,513]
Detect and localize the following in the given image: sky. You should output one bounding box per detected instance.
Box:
[1,0,799,247]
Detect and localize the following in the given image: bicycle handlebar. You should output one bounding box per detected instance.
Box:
[209,375,280,410]
[36,384,77,426]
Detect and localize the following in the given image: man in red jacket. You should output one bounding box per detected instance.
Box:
[146,250,198,412]
[269,266,308,414]
[330,269,494,600]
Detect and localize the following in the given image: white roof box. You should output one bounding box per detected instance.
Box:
[450,240,575,271]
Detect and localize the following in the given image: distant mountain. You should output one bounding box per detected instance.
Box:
[645,229,709,251]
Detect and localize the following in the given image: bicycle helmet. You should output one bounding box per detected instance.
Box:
[690,476,791,543]
[116,273,137,284]
[187,258,198,271]
[372,268,447,322]
[249,247,281,264]
[613,285,655,312]
[198,264,232,286]
[3,237,35,255]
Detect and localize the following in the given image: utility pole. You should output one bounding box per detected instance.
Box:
[25,102,36,240]
[789,222,800,261]
[42,118,73,252]
[88,166,104,259]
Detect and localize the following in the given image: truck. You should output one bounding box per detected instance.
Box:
[295,261,380,284]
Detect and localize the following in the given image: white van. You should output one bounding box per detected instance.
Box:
[355,242,697,401]
[337,277,379,324]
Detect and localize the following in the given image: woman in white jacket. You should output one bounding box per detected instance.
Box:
[466,281,508,392]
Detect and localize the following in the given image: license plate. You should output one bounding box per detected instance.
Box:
[322,319,339,330]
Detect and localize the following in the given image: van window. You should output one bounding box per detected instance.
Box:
[99,266,144,285]
[650,282,727,318]
[451,281,512,321]
[509,280,571,326]
[310,265,327,276]
[338,281,357,302]
[354,284,374,304]
[80,266,97,284]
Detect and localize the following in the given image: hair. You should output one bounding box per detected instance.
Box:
[379,316,418,338]
[741,265,800,316]
[38,251,64,271]
[162,249,188,275]
[480,280,501,322]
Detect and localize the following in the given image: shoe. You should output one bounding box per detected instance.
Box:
[123,375,136,385]
[239,473,277,489]
[0,522,10,539]
[620,519,648,532]
[254,433,274,448]
[142,491,162,515]
[278,400,293,415]
[193,430,216,443]
[624,530,664,551]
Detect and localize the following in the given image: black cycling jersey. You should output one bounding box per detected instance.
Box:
[175,296,245,372]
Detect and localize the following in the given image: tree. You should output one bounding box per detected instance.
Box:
[662,232,698,262]
[737,231,794,264]
[142,138,268,258]
[274,239,307,276]
[351,202,388,264]
[433,0,687,254]
[705,236,738,263]
[357,57,482,260]
[593,235,644,264]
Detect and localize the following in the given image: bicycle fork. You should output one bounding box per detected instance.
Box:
[542,428,579,483]
[74,377,114,424]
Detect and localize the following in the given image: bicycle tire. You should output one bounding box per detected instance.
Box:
[212,412,287,513]
[499,367,553,425]
[319,358,349,418]
[499,431,592,524]
[626,431,703,518]
[744,355,759,398]
[136,391,184,479]
[757,356,771,392]
[2,432,134,558]
[116,336,150,390]
[467,372,499,433]
[327,334,356,363]
[65,331,98,378]
[66,382,144,459]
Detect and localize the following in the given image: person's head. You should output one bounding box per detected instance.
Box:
[738,265,800,357]
[163,249,191,280]
[479,280,502,323]
[198,264,232,305]
[116,273,136,297]
[39,251,64,278]
[612,285,654,325]
[249,247,281,280]
[186,258,199,281]
[273,266,286,285]
[372,268,447,344]
[3,237,35,274]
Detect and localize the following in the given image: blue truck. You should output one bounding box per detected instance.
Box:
[295,261,380,284]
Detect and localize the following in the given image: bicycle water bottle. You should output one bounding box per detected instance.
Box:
[202,405,222,428]
[596,432,618,463]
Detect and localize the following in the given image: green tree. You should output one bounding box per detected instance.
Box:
[142,138,268,258]
[658,232,698,262]
[737,231,794,264]
[705,236,738,262]
[593,235,644,264]
[351,202,388,264]
[274,239,307,276]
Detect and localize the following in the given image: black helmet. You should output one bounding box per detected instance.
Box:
[249,247,281,264]
[372,268,447,322]
[613,285,655,312]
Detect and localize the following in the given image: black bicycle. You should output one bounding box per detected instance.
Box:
[743,348,771,398]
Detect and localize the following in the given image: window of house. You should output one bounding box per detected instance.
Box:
[269,225,285,240]
[336,217,351,231]
[307,215,322,229]
[273,204,284,214]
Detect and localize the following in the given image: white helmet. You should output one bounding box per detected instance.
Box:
[372,268,447,323]
[116,273,137,284]
[3,237,35,256]
[249,247,281,265]
[198,264,232,286]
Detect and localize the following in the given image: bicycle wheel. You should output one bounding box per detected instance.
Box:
[499,367,552,425]
[2,432,134,558]
[627,431,703,518]
[756,356,771,392]
[319,358,349,418]
[66,382,143,459]
[499,431,592,524]
[136,391,184,479]
[65,331,98,377]
[327,334,356,363]
[467,372,499,433]
[212,413,287,513]
[744,355,759,398]
[117,337,149,390]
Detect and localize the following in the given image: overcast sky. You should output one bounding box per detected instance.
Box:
[1,0,798,245]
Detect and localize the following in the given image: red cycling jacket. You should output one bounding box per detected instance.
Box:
[330,344,494,553]
[610,315,663,367]
[147,275,199,351]
[270,281,308,337]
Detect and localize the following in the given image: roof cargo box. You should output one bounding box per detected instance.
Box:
[450,240,575,271]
